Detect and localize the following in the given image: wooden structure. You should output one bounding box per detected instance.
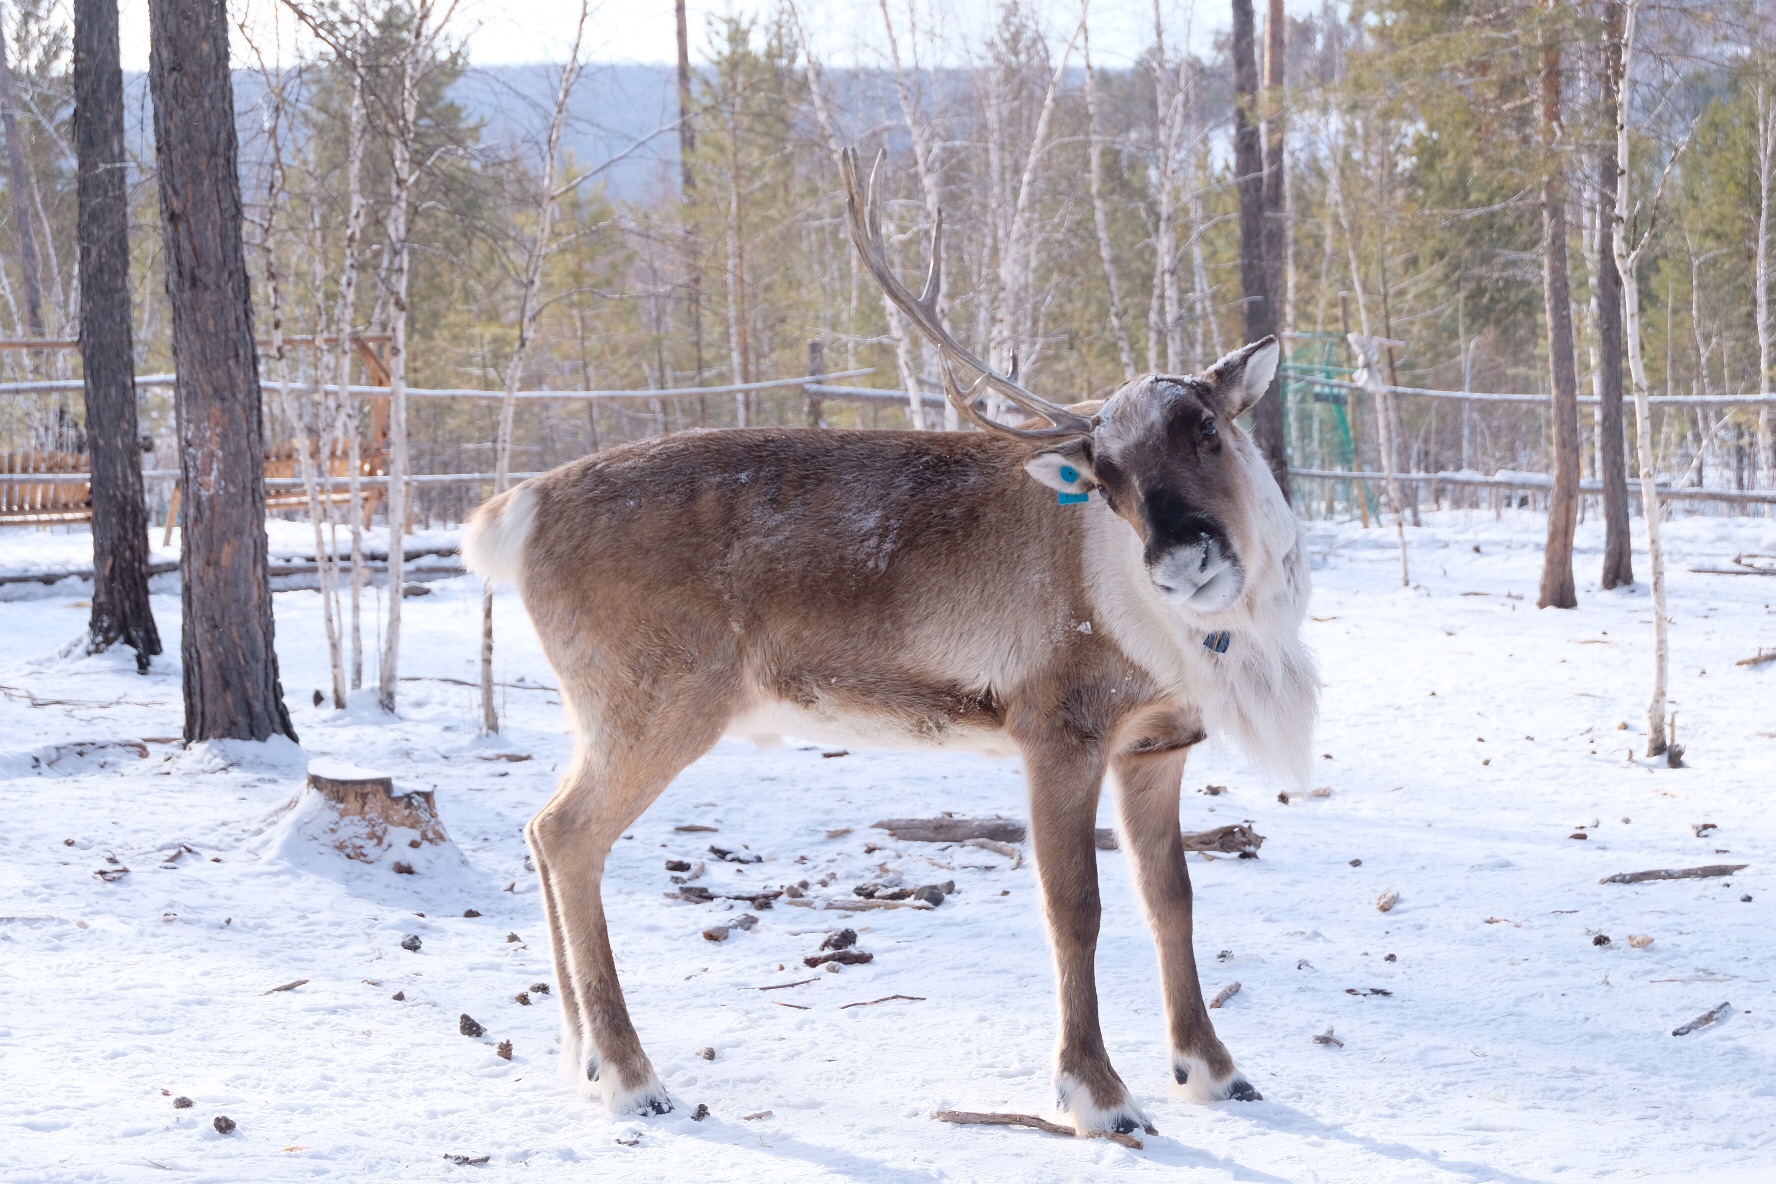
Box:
[0,450,92,523]
[0,333,394,530]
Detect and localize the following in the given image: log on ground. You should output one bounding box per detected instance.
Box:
[1600,864,1747,885]
[874,816,1264,856]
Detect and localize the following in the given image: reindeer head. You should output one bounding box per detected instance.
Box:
[842,149,1281,618]
[1021,341,1279,613]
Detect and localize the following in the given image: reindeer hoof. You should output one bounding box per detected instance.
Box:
[1054,1070,1152,1137]
[1172,1054,1261,1103]
[1225,1078,1262,1102]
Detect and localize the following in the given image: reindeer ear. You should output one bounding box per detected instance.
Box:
[1024,439,1097,501]
[1204,336,1280,417]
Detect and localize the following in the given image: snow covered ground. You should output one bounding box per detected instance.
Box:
[2,509,1773,1182]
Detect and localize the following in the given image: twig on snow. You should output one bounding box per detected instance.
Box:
[961,838,1023,867]
[933,1109,1145,1150]
[262,978,309,995]
[1209,981,1242,1009]
[840,994,926,1009]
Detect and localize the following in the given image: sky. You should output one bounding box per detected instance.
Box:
[113,0,1327,74]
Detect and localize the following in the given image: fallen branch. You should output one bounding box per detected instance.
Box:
[1672,1002,1731,1036]
[784,897,933,913]
[1209,981,1241,1010]
[1736,650,1776,668]
[874,816,1263,856]
[960,837,1022,867]
[874,817,1025,843]
[757,977,819,992]
[262,979,309,995]
[933,1109,1145,1150]
[1600,864,1747,885]
[840,994,925,1009]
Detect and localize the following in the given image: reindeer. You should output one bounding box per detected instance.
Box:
[463,149,1317,1136]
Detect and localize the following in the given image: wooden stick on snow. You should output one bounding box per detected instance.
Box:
[1600,864,1747,885]
[934,1109,1148,1150]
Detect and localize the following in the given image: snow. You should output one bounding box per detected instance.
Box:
[2,508,1774,1182]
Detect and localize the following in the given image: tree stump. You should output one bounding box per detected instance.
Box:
[305,757,447,860]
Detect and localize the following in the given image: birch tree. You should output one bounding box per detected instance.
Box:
[1610,0,1691,761]
[1083,8,1135,380]
[376,0,459,714]
[480,0,587,734]
[1756,71,1774,493]
[793,0,928,429]
[241,29,349,708]
[988,17,1081,383]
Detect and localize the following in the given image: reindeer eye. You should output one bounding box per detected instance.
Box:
[1202,419,1218,440]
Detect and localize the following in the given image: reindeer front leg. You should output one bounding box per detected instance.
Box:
[1021,734,1154,1137]
[1113,743,1260,1103]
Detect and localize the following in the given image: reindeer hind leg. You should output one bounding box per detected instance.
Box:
[528,681,731,1116]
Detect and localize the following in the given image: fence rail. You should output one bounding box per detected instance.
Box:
[1291,468,1776,505]
[11,464,1773,505]
[1286,371,1776,408]
[0,369,880,400]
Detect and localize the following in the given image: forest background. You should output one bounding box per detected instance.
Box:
[0,0,1771,531]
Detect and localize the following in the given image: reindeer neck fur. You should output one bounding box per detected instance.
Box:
[1080,430,1318,787]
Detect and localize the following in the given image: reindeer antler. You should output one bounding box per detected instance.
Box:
[841,148,1095,439]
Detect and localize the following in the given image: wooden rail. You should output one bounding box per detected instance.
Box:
[1290,468,1776,505]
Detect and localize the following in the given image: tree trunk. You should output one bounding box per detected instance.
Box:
[0,19,44,337]
[874,0,956,423]
[75,0,159,672]
[1596,1,1633,584]
[377,21,425,715]
[1231,0,1289,497]
[676,0,695,195]
[1262,0,1287,339]
[331,58,368,692]
[1084,27,1135,382]
[1537,5,1580,610]
[481,5,585,735]
[1755,75,1773,495]
[1610,0,1668,758]
[148,0,294,743]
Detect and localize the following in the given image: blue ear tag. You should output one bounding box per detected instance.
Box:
[1057,464,1088,504]
[1204,630,1232,654]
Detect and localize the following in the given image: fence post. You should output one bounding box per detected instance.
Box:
[805,338,824,428]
